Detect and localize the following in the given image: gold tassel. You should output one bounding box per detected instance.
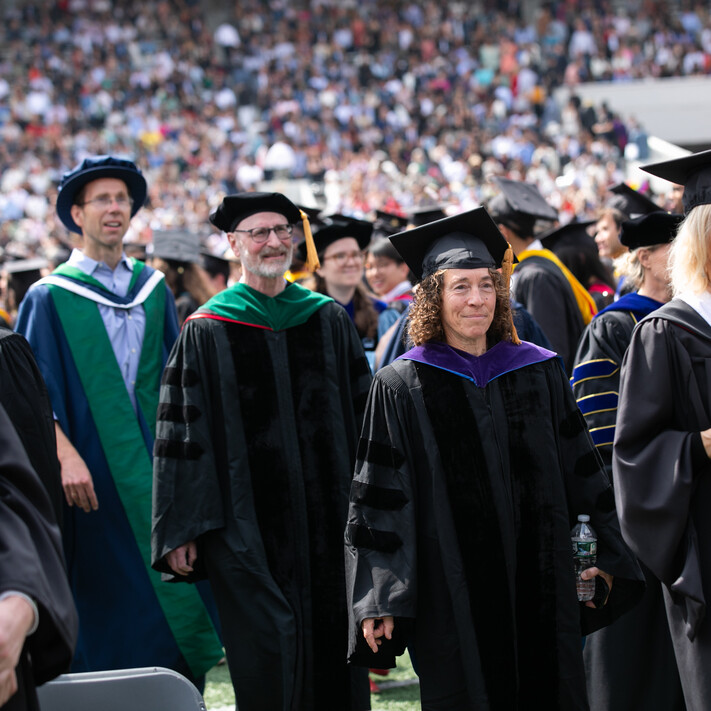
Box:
[300,209,320,273]
[502,243,521,345]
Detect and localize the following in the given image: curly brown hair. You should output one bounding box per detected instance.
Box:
[407,269,516,348]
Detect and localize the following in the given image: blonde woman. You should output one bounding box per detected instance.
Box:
[614,149,711,711]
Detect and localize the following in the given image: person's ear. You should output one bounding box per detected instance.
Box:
[70,204,85,230]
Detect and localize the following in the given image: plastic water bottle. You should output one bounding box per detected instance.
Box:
[571,514,597,602]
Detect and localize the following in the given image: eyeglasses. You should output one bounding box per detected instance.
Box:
[232,224,293,243]
[322,250,365,266]
[79,195,134,209]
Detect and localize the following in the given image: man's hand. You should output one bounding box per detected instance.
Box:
[55,423,98,512]
[0,596,35,706]
[361,616,394,654]
[165,542,198,576]
[580,567,613,608]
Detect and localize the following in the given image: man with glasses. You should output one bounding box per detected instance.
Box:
[152,192,372,711]
[15,156,223,683]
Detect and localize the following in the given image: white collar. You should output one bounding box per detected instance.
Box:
[676,291,711,329]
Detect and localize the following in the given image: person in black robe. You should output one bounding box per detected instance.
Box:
[614,149,711,711]
[488,177,596,374]
[345,207,644,711]
[151,192,372,711]
[572,211,685,711]
[0,402,77,711]
[0,327,63,523]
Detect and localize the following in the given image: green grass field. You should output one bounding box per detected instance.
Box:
[203,652,421,710]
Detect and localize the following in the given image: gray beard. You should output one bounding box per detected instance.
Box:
[239,242,294,279]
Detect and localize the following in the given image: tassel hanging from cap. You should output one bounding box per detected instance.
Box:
[501,243,521,345]
[299,209,320,273]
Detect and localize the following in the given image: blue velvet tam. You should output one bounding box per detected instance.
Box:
[56,155,147,234]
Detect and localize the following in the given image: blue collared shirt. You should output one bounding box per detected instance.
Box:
[66,249,145,410]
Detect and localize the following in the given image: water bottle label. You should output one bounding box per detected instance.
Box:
[572,540,597,556]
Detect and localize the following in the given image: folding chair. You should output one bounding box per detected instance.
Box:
[37,666,207,711]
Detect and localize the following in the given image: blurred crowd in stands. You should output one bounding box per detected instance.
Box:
[0,0,709,266]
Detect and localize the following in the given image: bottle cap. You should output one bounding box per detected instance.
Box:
[577,514,590,522]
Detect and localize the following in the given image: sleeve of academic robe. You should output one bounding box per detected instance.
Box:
[0,328,62,523]
[613,317,710,640]
[571,313,630,478]
[331,304,374,438]
[15,287,73,432]
[151,319,226,582]
[545,362,644,636]
[0,403,77,688]
[344,368,417,668]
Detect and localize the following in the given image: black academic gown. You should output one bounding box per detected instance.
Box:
[346,342,643,711]
[572,308,684,711]
[0,328,62,523]
[0,403,77,711]
[614,300,711,711]
[152,301,372,711]
[513,256,585,374]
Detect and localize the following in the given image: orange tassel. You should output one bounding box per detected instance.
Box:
[300,209,320,273]
[502,243,521,345]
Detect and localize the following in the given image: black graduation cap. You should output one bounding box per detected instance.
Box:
[620,211,684,250]
[296,214,373,261]
[640,149,711,215]
[296,204,323,223]
[389,207,511,281]
[151,229,202,265]
[3,257,47,305]
[209,192,301,232]
[488,177,558,236]
[407,206,448,227]
[606,183,659,219]
[540,220,595,253]
[375,209,409,235]
[2,256,48,275]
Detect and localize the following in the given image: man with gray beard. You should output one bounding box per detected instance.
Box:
[151,193,372,711]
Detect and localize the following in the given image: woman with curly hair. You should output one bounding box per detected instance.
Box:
[345,207,643,710]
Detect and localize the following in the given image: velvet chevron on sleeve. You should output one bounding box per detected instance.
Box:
[152,299,372,711]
